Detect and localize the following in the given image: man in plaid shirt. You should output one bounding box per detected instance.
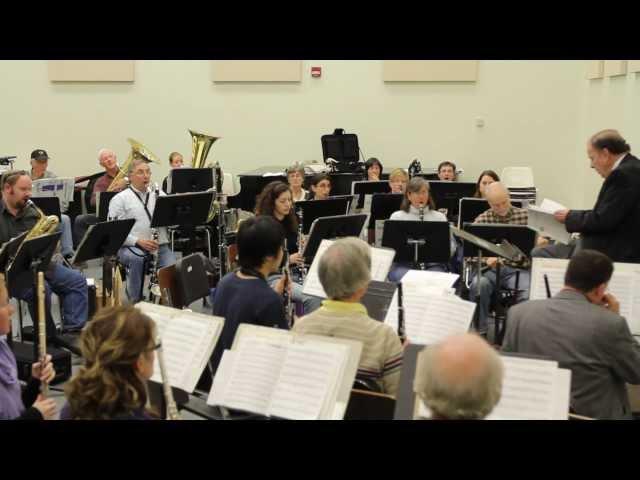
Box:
[469,182,531,334]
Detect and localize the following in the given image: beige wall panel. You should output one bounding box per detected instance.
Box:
[48,61,135,82]
[383,60,478,82]
[627,60,640,73]
[604,60,627,77]
[211,60,302,82]
[586,60,604,79]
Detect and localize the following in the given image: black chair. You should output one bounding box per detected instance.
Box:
[344,389,396,420]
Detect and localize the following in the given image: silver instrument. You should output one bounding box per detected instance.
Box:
[155,338,181,420]
[297,207,306,282]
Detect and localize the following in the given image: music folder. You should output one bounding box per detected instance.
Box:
[208,324,363,420]
[151,191,214,228]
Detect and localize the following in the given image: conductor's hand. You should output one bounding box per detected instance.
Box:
[137,239,159,252]
[32,354,55,384]
[33,395,57,420]
[289,253,304,266]
[554,209,569,224]
[601,292,620,315]
[486,257,499,269]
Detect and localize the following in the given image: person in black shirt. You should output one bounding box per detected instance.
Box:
[255,181,323,315]
[210,216,289,376]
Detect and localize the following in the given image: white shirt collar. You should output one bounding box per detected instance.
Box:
[130,184,150,195]
[612,153,627,172]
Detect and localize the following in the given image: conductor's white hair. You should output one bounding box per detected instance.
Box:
[318,237,371,300]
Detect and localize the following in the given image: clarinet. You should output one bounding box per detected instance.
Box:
[37,271,49,396]
[297,207,306,282]
[282,239,294,327]
[155,339,181,420]
[397,282,406,342]
[419,205,425,221]
[148,183,161,300]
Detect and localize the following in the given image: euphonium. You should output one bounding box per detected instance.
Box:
[11,200,60,264]
[189,129,221,222]
[107,138,160,192]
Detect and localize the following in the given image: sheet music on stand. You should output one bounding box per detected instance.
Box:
[302,239,396,298]
[207,324,362,420]
[530,258,640,335]
[527,198,571,244]
[413,354,572,420]
[32,177,75,204]
[136,302,224,393]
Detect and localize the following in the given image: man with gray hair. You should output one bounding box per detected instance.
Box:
[414,333,503,420]
[292,237,403,395]
[108,158,176,303]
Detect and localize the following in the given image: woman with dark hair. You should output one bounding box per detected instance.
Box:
[62,305,159,420]
[474,170,500,198]
[308,173,332,200]
[364,157,383,182]
[255,181,323,315]
[387,177,457,282]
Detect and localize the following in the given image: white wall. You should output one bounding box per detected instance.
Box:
[0,60,635,208]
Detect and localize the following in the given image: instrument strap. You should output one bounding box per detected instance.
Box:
[129,186,153,222]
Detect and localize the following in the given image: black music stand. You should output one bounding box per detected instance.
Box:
[360,280,396,323]
[413,172,440,181]
[30,197,62,221]
[351,181,391,209]
[393,343,424,420]
[327,172,366,196]
[321,129,361,173]
[457,198,523,228]
[368,193,403,230]
[428,181,477,222]
[72,219,136,307]
[295,198,353,235]
[227,173,287,212]
[0,232,28,348]
[302,214,367,264]
[382,221,450,269]
[96,191,118,221]
[152,192,213,229]
[167,167,214,194]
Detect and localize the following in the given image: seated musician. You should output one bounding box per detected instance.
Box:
[29,149,75,260]
[0,170,88,333]
[161,151,184,194]
[468,182,541,334]
[210,216,289,375]
[293,237,403,395]
[255,182,322,314]
[308,173,331,200]
[0,274,57,420]
[473,170,500,199]
[364,157,383,182]
[388,168,409,194]
[286,163,308,202]
[387,177,456,282]
[108,159,176,303]
[62,306,159,420]
[73,148,127,246]
[414,333,503,420]
[437,161,458,181]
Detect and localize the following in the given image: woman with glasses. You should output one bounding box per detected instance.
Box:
[62,306,159,420]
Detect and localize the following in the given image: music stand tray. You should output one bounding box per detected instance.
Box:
[381,220,450,265]
[302,214,367,263]
[151,192,214,229]
[168,168,214,194]
[30,197,62,221]
[360,280,396,323]
[295,198,353,235]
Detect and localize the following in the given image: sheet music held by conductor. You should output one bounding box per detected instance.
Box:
[303,239,396,298]
[531,258,640,335]
[136,303,224,393]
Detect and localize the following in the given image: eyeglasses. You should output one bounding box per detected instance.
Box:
[146,341,162,352]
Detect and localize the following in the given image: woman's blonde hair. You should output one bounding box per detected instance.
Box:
[64,306,156,420]
[389,168,408,182]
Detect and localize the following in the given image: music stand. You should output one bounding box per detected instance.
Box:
[360,280,396,322]
[351,181,391,209]
[368,193,403,230]
[302,214,367,264]
[295,198,353,235]
[326,172,366,196]
[167,167,214,194]
[151,192,213,229]
[72,219,136,307]
[30,197,62,221]
[96,191,119,221]
[458,198,523,229]
[382,221,450,268]
[0,232,28,348]
[428,181,477,221]
[321,129,361,173]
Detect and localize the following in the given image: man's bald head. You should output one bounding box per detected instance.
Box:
[484,182,511,218]
[414,333,503,420]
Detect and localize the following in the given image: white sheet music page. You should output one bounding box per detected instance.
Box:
[487,356,558,420]
[527,206,571,244]
[402,270,460,289]
[302,239,334,298]
[530,258,568,300]
[207,349,237,406]
[539,198,567,213]
[217,338,287,416]
[553,368,572,420]
[268,340,349,420]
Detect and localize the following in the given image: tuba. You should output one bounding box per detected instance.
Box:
[189,129,221,222]
[107,138,160,192]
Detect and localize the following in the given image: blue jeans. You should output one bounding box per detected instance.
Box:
[59,214,74,257]
[387,262,448,283]
[469,266,530,333]
[17,262,88,331]
[267,274,323,315]
[118,245,177,303]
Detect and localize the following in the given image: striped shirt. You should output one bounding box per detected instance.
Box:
[474,206,528,225]
[292,300,403,396]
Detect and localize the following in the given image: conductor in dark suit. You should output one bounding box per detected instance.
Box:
[502,250,640,419]
[554,130,640,263]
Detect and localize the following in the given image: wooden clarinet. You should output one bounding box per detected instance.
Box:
[37,271,48,396]
[419,205,425,221]
[397,282,406,342]
[155,339,181,420]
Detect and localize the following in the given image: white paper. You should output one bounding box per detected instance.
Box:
[402,270,460,288]
[375,219,385,248]
[207,350,237,406]
[527,206,571,244]
[553,368,572,420]
[539,198,567,213]
[32,177,75,203]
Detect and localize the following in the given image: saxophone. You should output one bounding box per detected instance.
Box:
[155,339,181,420]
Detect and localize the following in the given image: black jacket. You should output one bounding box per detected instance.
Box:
[566,154,640,263]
